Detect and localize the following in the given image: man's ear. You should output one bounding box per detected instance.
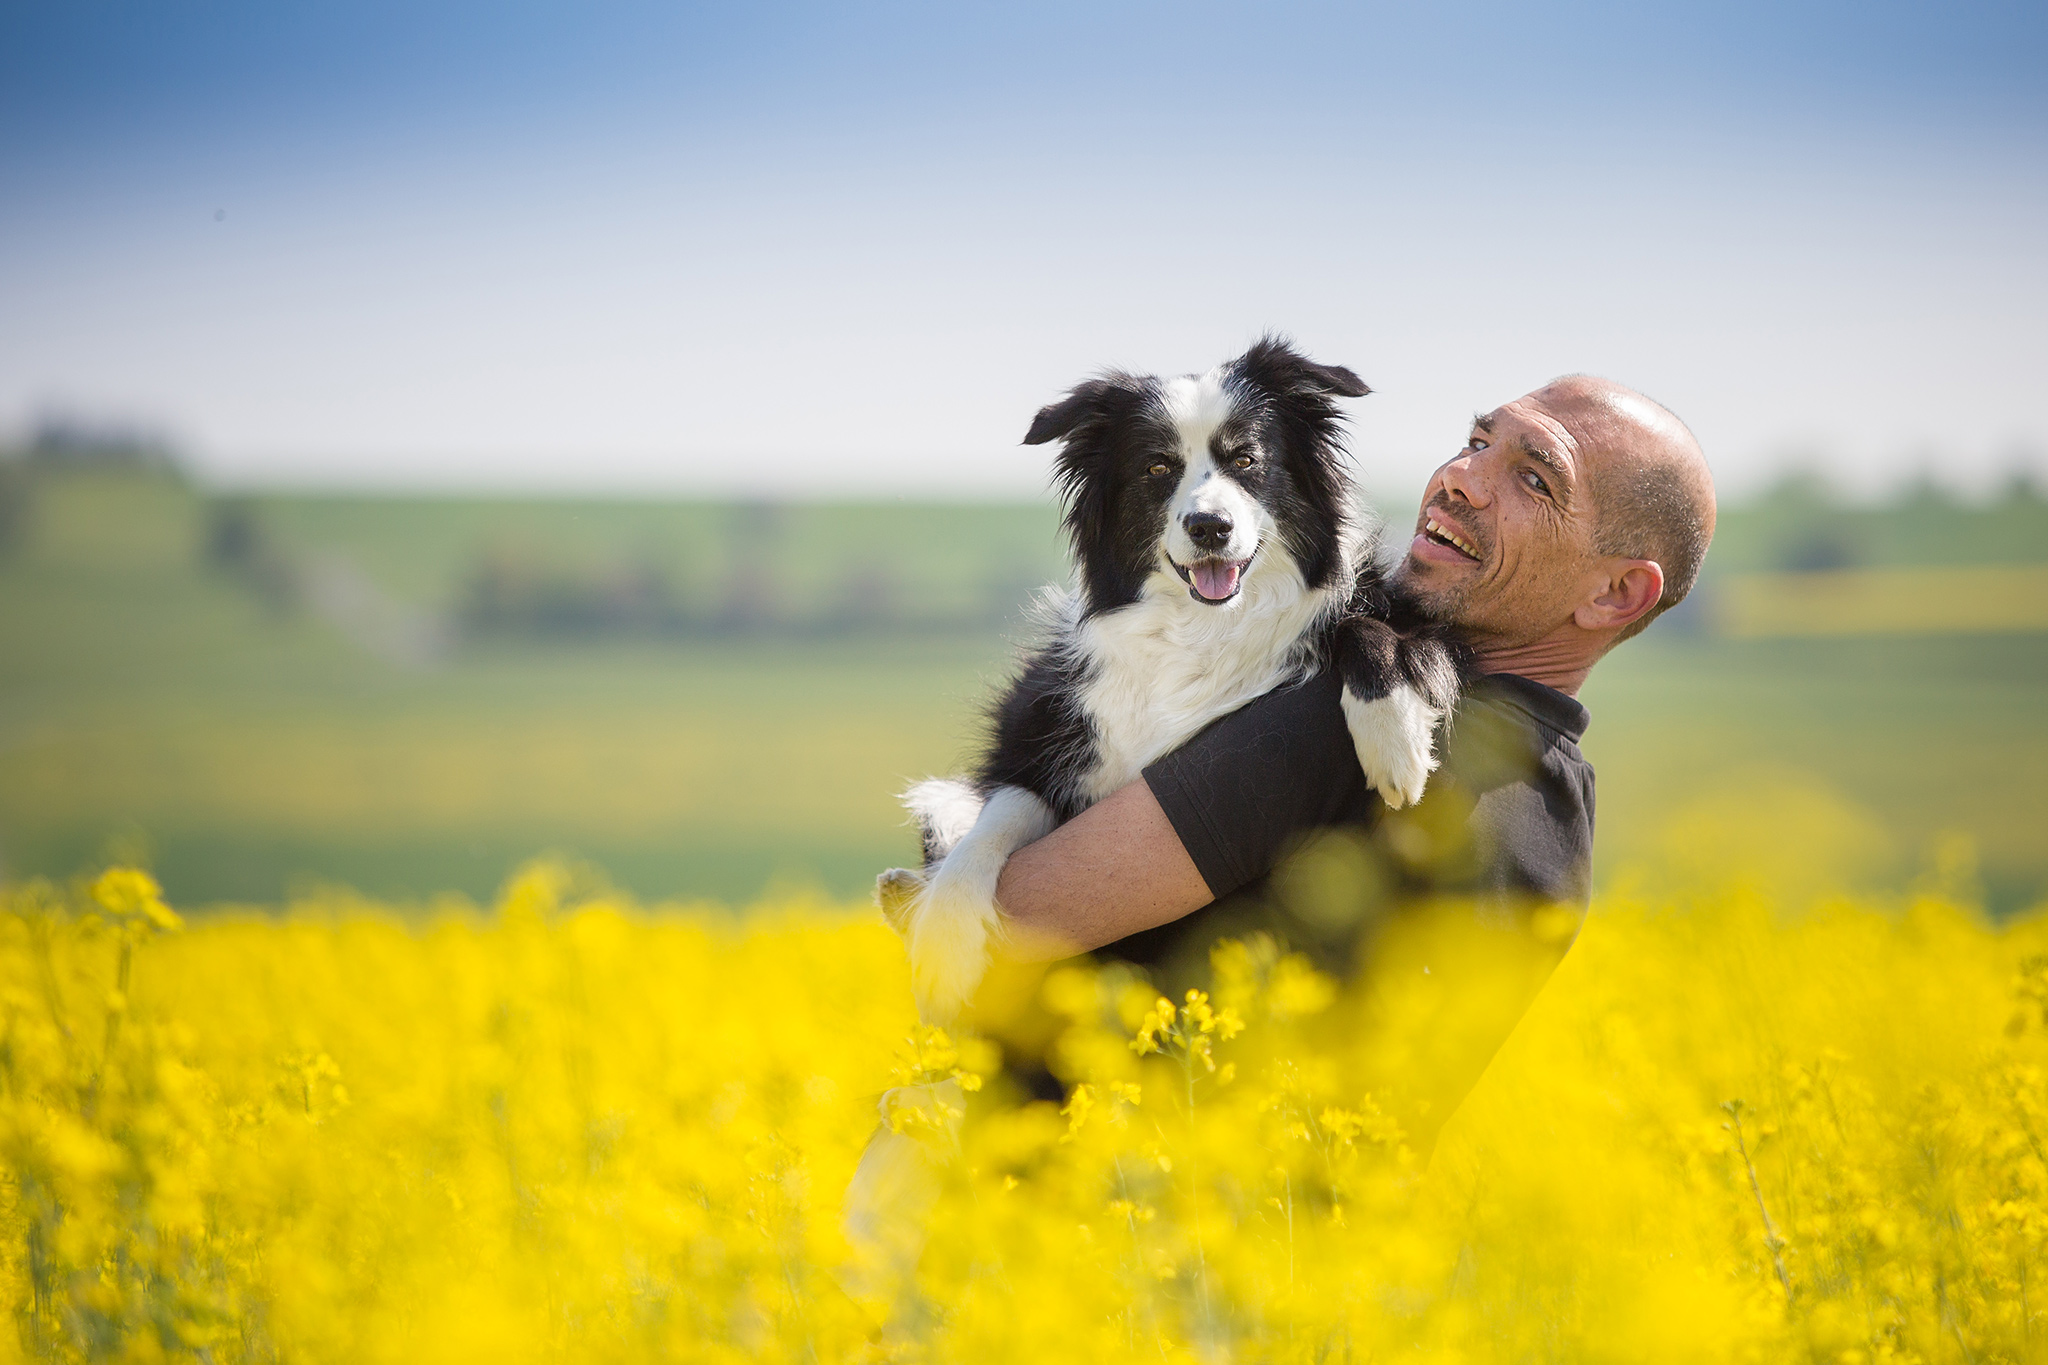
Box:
[1025,378,1133,445]
[1575,559,1665,633]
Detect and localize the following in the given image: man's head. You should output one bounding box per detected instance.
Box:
[1394,376,1715,680]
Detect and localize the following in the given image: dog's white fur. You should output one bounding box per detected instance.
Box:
[1340,685,1442,811]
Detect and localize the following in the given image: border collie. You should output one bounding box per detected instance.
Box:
[884,336,1468,1022]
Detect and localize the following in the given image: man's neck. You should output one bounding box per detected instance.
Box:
[1470,633,1600,696]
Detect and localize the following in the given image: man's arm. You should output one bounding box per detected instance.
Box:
[993,778,1215,962]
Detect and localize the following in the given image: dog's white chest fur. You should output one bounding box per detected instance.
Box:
[1065,559,1339,803]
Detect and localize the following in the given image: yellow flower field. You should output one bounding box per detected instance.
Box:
[2,816,2044,1362]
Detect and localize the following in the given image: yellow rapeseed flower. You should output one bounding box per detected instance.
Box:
[3,817,2042,1364]
[90,865,182,931]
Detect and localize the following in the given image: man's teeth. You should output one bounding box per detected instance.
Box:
[1426,517,1479,559]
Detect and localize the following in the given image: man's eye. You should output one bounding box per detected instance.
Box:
[1465,437,1488,453]
[1232,453,1256,470]
[1148,462,1173,478]
[1522,468,1550,495]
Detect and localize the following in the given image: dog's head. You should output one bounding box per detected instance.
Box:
[1023,335,1369,614]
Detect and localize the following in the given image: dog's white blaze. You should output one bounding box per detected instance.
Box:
[1339,685,1442,810]
[1161,370,1264,568]
[904,784,1055,1023]
[1158,368,1233,435]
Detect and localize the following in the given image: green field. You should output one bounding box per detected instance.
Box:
[1,467,2044,913]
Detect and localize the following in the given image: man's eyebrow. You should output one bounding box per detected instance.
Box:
[1471,412,1496,434]
[1511,439,1575,497]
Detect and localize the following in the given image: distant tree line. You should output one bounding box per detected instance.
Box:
[453,543,1045,641]
[0,415,185,559]
[188,496,1054,643]
[12,464,2030,649]
[19,413,181,473]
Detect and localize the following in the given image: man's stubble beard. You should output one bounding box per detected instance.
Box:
[1390,558,1475,626]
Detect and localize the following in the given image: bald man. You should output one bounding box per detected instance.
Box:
[982,376,1717,996]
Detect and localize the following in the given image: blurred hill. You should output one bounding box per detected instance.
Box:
[0,459,2043,912]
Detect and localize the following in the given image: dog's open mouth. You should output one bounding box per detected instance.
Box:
[1170,553,1253,603]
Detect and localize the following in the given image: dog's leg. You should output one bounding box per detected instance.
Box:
[1336,618,1448,810]
[876,778,986,940]
[840,1076,962,1309]
[905,785,1055,1024]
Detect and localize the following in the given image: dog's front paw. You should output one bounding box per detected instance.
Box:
[875,867,926,937]
[905,873,1000,1024]
[1340,684,1441,810]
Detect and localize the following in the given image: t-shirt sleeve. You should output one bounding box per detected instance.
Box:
[1141,669,1372,900]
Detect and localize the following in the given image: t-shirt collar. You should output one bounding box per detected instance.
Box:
[1474,672,1591,743]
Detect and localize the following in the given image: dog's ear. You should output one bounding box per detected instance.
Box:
[1297,360,1371,399]
[1024,379,1127,445]
[1235,333,1371,399]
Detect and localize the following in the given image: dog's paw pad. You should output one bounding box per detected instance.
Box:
[875,867,925,934]
[1340,685,1441,810]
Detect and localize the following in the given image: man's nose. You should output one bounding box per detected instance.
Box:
[1437,455,1490,508]
[1182,510,1233,552]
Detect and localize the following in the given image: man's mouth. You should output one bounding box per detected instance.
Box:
[1170,552,1253,603]
[1420,514,1482,562]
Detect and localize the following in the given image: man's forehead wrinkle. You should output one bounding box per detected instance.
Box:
[1501,398,1582,461]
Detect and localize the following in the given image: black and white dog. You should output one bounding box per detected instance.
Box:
[885,336,1468,1022]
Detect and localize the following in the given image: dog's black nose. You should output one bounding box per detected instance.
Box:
[1183,511,1233,550]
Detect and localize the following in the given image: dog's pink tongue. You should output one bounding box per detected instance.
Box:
[1192,560,1241,600]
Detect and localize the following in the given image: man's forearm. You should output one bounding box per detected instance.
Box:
[992,778,1216,962]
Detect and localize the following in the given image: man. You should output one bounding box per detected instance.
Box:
[988,373,1715,999]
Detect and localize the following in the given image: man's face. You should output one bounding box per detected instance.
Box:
[1393,390,1603,644]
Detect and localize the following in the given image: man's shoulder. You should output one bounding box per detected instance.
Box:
[1443,673,1591,790]
[1437,673,1597,905]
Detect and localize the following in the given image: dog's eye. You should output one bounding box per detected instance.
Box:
[1232,453,1256,470]
[1147,462,1172,478]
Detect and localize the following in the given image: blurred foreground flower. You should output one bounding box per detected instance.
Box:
[90,866,182,931]
[0,824,2042,1362]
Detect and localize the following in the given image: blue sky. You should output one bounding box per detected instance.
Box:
[2,1,2044,500]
